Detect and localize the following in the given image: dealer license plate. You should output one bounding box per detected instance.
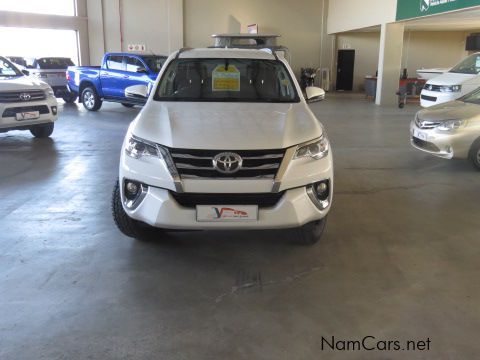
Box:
[196,205,258,222]
[16,111,40,121]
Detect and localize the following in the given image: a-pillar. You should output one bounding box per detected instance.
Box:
[376,23,405,106]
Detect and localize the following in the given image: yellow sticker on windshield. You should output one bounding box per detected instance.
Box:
[212,65,240,92]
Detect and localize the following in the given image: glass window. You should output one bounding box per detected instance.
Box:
[0,27,79,65]
[0,57,21,77]
[126,57,144,72]
[155,58,299,103]
[0,0,75,16]
[450,54,480,75]
[106,56,124,71]
[141,56,168,73]
[461,88,480,104]
[33,57,74,69]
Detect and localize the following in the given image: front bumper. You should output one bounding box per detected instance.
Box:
[0,97,58,131]
[119,141,334,230]
[420,90,459,108]
[410,122,473,159]
[123,185,331,230]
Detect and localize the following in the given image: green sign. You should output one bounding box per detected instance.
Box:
[397,0,480,20]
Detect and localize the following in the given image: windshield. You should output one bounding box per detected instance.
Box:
[154,58,300,103]
[32,58,75,69]
[141,55,167,73]
[460,87,480,104]
[0,57,22,77]
[449,54,480,74]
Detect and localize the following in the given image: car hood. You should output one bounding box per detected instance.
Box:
[427,72,477,86]
[417,101,480,122]
[132,101,323,150]
[0,75,49,91]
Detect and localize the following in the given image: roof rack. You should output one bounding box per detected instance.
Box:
[209,34,291,63]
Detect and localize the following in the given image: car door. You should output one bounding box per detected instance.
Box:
[100,55,125,98]
[125,56,153,94]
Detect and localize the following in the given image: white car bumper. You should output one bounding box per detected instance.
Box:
[119,146,333,230]
[0,97,58,131]
[123,185,331,230]
[420,90,459,108]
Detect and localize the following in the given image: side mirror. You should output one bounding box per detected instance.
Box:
[22,69,30,76]
[136,67,147,74]
[306,86,325,103]
[125,84,149,99]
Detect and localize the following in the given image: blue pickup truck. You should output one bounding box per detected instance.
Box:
[67,52,167,111]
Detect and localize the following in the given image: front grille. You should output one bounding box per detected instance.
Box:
[423,84,443,92]
[0,90,46,103]
[412,137,440,152]
[2,105,50,118]
[171,192,285,208]
[421,94,437,102]
[169,148,285,179]
[415,117,441,129]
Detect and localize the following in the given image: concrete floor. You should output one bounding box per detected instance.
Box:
[0,94,479,359]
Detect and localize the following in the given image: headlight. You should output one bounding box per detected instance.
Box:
[44,88,55,97]
[125,135,161,159]
[439,85,461,93]
[437,119,466,131]
[294,136,329,160]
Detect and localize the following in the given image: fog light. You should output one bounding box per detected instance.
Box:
[123,180,148,209]
[125,181,139,197]
[315,182,328,197]
[51,106,58,115]
[307,180,331,210]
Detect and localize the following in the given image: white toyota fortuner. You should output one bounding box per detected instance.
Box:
[112,48,333,244]
[0,56,58,138]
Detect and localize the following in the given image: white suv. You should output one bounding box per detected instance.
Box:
[0,56,58,138]
[112,48,333,244]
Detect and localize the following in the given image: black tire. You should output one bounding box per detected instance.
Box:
[468,138,480,170]
[111,181,160,240]
[296,217,327,245]
[30,123,54,138]
[81,87,102,111]
[121,103,135,108]
[399,102,405,109]
[62,93,78,104]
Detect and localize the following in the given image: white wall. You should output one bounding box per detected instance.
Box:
[183,0,334,75]
[327,0,397,34]
[86,0,183,65]
[336,32,380,91]
[403,31,468,76]
[335,30,470,92]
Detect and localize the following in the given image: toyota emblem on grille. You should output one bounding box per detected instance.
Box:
[19,93,31,101]
[213,152,243,174]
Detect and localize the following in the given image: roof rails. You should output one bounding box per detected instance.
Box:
[175,47,194,59]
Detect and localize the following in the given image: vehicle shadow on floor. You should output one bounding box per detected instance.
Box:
[0,135,60,184]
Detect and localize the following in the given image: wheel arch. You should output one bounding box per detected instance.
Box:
[79,81,101,102]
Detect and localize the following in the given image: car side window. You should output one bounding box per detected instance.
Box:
[106,56,124,70]
[126,57,145,73]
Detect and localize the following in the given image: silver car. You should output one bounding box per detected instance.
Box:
[411,88,480,170]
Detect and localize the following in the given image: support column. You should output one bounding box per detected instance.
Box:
[376,23,404,106]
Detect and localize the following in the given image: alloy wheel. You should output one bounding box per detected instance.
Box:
[84,91,95,109]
